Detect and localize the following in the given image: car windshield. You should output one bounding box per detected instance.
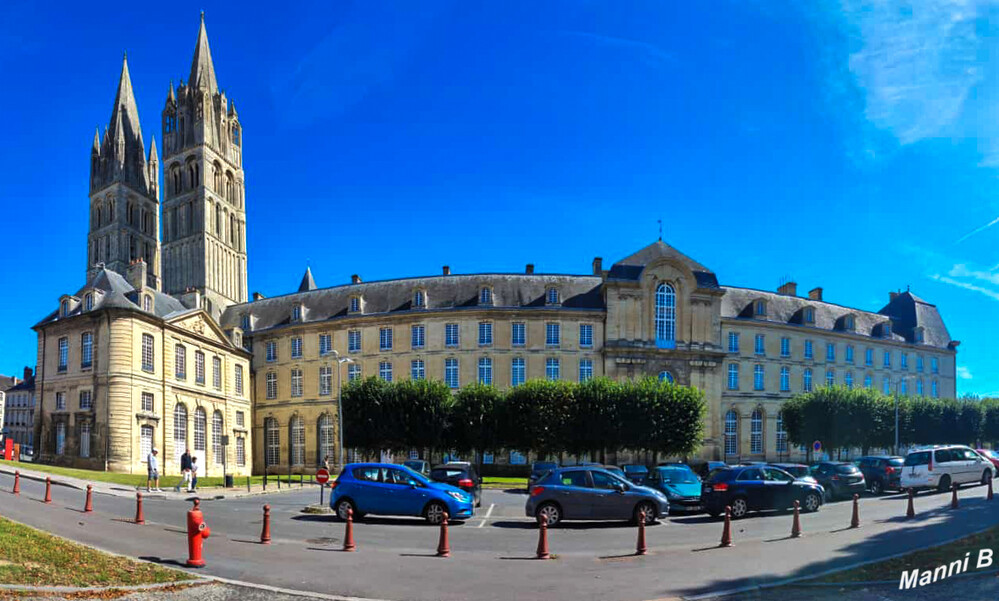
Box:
[430,469,465,479]
[623,465,648,474]
[657,467,698,484]
[904,451,931,466]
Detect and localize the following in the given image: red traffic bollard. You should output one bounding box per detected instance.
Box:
[906,488,916,518]
[43,477,52,504]
[989,477,994,501]
[635,510,648,556]
[342,508,356,552]
[135,492,145,525]
[951,483,959,509]
[850,494,860,529]
[84,485,93,513]
[186,499,210,568]
[790,500,802,538]
[260,505,271,544]
[536,515,551,559]
[12,471,19,495]
[436,512,451,558]
[719,506,733,548]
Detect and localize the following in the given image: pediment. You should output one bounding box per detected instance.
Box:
[167,311,232,348]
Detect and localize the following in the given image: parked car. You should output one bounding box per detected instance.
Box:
[901,445,995,493]
[330,463,474,524]
[598,465,627,479]
[529,461,558,489]
[525,466,669,527]
[402,459,430,477]
[701,465,824,519]
[856,456,904,495]
[430,463,482,507]
[693,461,728,480]
[645,465,702,512]
[976,449,999,470]
[767,463,811,479]
[621,464,649,485]
[809,462,866,500]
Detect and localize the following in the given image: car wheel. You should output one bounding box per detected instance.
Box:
[424,501,448,525]
[870,479,883,495]
[937,475,951,494]
[336,498,357,522]
[634,501,657,525]
[729,497,748,519]
[802,492,821,513]
[983,470,993,486]
[536,502,561,527]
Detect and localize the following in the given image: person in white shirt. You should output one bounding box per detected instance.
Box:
[146,448,161,492]
[189,455,199,492]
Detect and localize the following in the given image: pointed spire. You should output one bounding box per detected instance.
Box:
[148,135,158,163]
[298,267,317,293]
[229,100,238,118]
[188,13,219,93]
[106,54,144,154]
[167,80,175,103]
[92,127,100,155]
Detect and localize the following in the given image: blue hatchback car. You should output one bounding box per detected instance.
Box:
[330,463,474,524]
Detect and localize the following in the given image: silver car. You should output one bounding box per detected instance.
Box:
[524,467,670,526]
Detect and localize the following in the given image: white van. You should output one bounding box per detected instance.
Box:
[901,445,995,492]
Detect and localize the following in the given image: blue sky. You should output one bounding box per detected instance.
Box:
[1,1,997,394]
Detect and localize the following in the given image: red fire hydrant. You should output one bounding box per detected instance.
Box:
[186,499,211,568]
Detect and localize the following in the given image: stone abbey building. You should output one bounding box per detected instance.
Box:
[30,16,959,478]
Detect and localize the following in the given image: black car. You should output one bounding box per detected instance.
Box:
[701,465,824,519]
[621,464,649,485]
[694,461,729,480]
[768,463,811,479]
[529,461,558,489]
[809,462,866,500]
[430,463,482,507]
[856,456,904,495]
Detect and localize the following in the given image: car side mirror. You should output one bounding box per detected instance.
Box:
[613,482,626,493]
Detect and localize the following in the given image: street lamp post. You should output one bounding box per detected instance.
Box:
[330,350,354,470]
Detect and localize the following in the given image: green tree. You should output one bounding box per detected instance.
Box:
[341,377,395,455]
[567,378,621,460]
[395,379,454,454]
[450,383,503,465]
[500,379,575,459]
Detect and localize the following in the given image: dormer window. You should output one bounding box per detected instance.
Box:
[883,322,892,338]
[292,305,302,322]
[241,314,251,331]
[845,315,855,331]
[914,327,925,343]
[480,287,493,305]
[546,287,560,305]
[143,294,152,312]
[803,307,814,324]
[60,300,69,317]
[349,296,361,313]
[755,300,767,317]
[414,289,426,309]
[85,293,93,312]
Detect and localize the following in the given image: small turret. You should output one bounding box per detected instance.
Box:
[148,136,159,196]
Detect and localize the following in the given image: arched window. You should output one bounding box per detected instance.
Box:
[776,412,788,454]
[655,283,676,348]
[318,414,335,464]
[212,411,224,464]
[173,404,188,465]
[750,409,764,454]
[724,410,738,456]
[658,371,674,384]
[194,407,206,453]
[290,415,304,466]
[265,418,280,467]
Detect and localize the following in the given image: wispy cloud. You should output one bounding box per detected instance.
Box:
[931,273,999,301]
[957,215,999,243]
[957,366,974,379]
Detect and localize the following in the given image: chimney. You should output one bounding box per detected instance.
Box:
[252,292,265,301]
[592,257,603,276]
[23,366,33,382]
[351,274,362,284]
[525,263,534,274]
[808,287,823,301]
[125,259,148,291]
[777,281,797,296]
[890,291,899,302]
[442,265,451,276]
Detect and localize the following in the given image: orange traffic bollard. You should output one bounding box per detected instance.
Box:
[790,500,802,538]
[436,512,451,558]
[186,499,210,568]
[260,505,271,544]
[635,510,648,556]
[850,494,860,529]
[84,485,93,513]
[719,506,733,548]
[536,515,551,559]
[906,488,916,518]
[12,471,19,495]
[43,477,51,504]
[951,483,959,509]
[989,478,994,501]
[342,508,356,552]
[135,492,145,525]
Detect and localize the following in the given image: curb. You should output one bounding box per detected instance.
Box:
[0,580,209,594]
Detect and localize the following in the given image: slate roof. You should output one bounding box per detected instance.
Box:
[298,267,317,293]
[607,240,720,289]
[879,291,953,348]
[188,14,219,93]
[5,378,34,393]
[220,272,605,333]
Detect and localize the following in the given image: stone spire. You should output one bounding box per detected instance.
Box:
[107,54,144,154]
[298,267,317,292]
[92,127,100,155]
[188,13,218,93]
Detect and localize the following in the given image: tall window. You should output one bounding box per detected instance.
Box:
[845,371,854,389]
[579,324,593,348]
[236,437,246,466]
[292,306,302,321]
[56,392,66,410]
[579,359,593,382]
[139,425,152,460]
[290,415,304,465]
[81,333,93,367]
[320,365,333,395]
[140,392,152,412]
[654,283,676,347]
[724,410,738,456]
[728,332,740,353]
[754,334,765,356]
[865,348,873,366]
[479,287,492,305]
[865,374,873,388]
[780,337,790,358]
[56,422,67,455]
[780,367,790,392]
[195,351,205,384]
[750,409,763,454]
[411,359,425,380]
[319,333,332,355]
[826,343,835,362]
[804,339,813,359]
[776,412,788,454]
[212,411,223,464]
[265,418,280,466]
[318,415,335,464]
[266,341,277,362]
[755,300,767,316]
[291,369,303,397]
[80,422,91,458]
[917,356,924,372]
[804,307,814,323]
[85,293,93,311]
[212,356,221,389]
[882,350,891,368]
[411,325,425,349]
[445,358,459,388]
[348,363,361,381]
[141,334,154,372]
[235,365,244,396]
[291,337,303,358]
[194,407,206,452]
[546,287,560,305]
[266,372,277,399]
[511,358,526,386]
[932,380,939,398]
[175,345,186,379]
[728,364,739,390]
[479,322,493,346]
[348,330,361,353]
[80,390,93,410]
[883,377,891,394]
[478,357,493,385]
[173,404,187,463]
[546,323,561,347]
[803,368,813,392]
[826,370,835,387]
[379,328,393,351]
[349,297,360,313]
[445,324,460,347]
[546,358,560,381]
[414,290,426,308]
[917,378,923,395]
[900,378,908,395]
[58,337,68,371]
[846,345,854,363]
[511,323,526,346]
[379,362,393,382]
[931,357,939,374]
[753,365,764,390]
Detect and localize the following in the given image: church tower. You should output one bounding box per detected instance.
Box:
[161,14,247,320]
[88,55,161,287]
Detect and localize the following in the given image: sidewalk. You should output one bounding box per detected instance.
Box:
[0,464,310,501]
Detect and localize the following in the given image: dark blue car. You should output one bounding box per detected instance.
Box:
[330,463,474,524]
[701,465,824,519]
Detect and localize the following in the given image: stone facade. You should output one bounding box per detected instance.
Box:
[3,369,36,452]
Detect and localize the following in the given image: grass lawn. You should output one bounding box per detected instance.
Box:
[0,517,193,587]
[483,476,527,488]
[808,523,999,583]
[0,460,317,490]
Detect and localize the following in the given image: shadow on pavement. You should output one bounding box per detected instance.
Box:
[490,520,655,530]
[139,555,189,568]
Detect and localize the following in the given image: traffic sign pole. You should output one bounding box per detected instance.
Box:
[316,469,330,507]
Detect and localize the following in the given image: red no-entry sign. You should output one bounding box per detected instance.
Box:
[316,468,330,484]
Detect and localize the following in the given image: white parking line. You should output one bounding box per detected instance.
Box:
[477,503,495,528]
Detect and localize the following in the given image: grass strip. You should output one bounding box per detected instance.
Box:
[0,461,311,490]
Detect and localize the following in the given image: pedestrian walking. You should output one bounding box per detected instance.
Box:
[189,456,199,492]
[176,448,193,492]
[146,448,161,492]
